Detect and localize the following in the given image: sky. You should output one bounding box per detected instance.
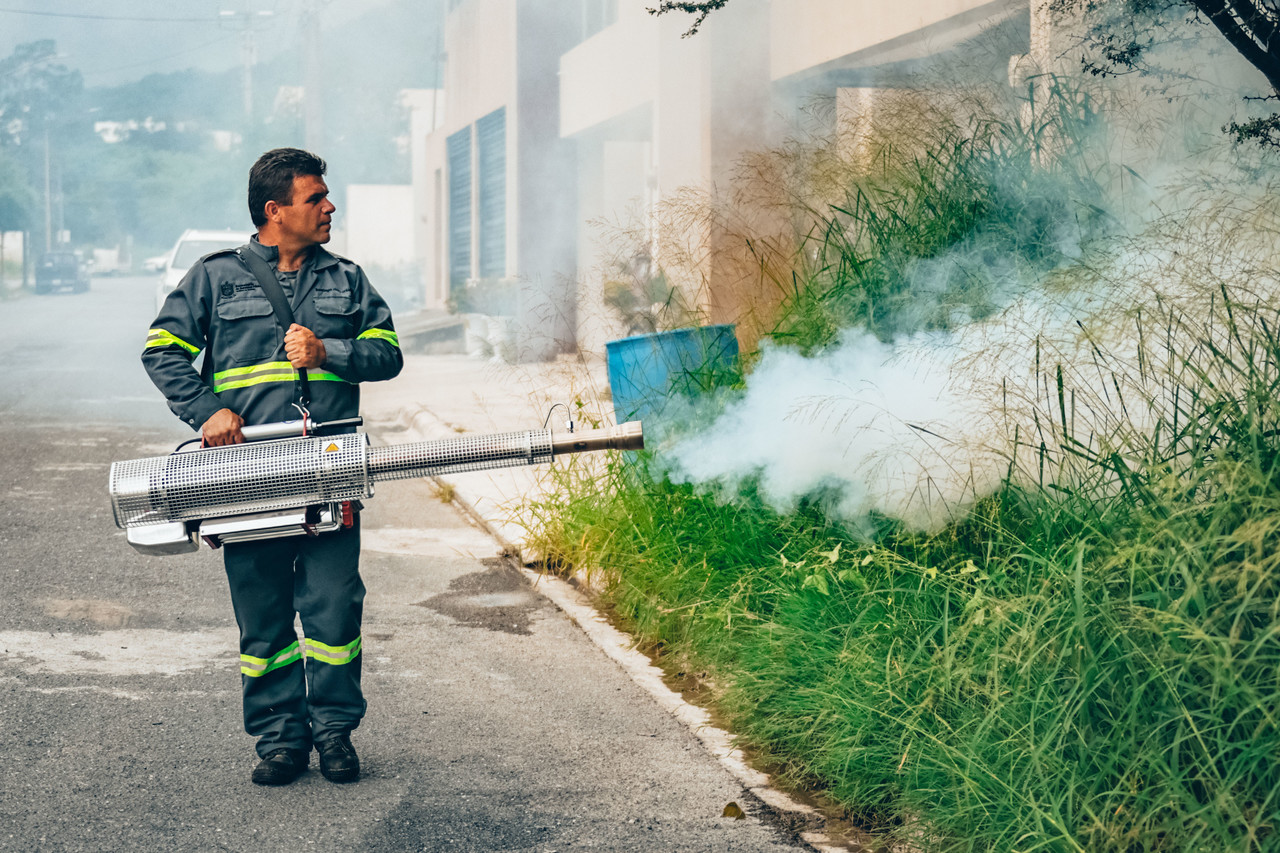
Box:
[0,0,398,88]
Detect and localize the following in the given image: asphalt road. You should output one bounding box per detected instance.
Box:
[0,275,814,853]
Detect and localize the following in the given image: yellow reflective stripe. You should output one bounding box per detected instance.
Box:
[145,328,200,356]
[212,361,348,393]
[240,640,302,677]
[303,635,362,666]
[214,363,295,392]
[214,360,294,381]
[357,328,399,347]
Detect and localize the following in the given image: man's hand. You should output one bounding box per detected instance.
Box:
[284,323,327,369]
[202,408,245,446]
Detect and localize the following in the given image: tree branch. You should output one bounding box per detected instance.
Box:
[646,0,732,37]
[1189,0,1280,94]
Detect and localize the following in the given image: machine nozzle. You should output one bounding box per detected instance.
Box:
[550,421,644,456]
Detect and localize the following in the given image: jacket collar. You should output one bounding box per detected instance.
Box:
[246,235,279,263]
[247,236,339,307]
[247,235,339,272]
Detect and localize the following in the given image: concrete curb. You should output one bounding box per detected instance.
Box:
[376,403,850,853]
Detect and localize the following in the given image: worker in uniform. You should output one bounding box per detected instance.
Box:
[142,148,403,786]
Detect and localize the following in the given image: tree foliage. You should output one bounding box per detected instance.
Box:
[0,40,83,147]
[0,151,34,231]
[1053,0,1280,146]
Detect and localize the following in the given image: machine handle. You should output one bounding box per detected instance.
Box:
[238,416,364,442]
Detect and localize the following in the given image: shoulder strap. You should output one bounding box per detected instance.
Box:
[237,245,295,326]
[236,245,310,407]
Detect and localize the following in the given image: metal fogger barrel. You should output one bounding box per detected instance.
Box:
[110,420,643,556]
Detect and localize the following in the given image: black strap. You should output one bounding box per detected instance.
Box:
[237,246,310,407]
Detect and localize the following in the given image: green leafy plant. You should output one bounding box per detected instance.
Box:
[599,250,697,335]
[447,276,519,316]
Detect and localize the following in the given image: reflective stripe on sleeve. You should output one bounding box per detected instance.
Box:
[241,640,302,677]
[212,361,349,393]
[357,328,399,347]
[303,635,362,666]
[145,328,200,356]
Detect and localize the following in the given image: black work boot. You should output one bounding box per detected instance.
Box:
[251,748,309,786]
[316,734,359,783]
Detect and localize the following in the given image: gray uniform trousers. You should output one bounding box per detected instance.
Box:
[223,515,366,757]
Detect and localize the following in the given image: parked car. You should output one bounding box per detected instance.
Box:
[154,229,253,313]
[35,251,90,294]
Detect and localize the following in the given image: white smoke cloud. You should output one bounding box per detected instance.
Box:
[666,329,1000,530]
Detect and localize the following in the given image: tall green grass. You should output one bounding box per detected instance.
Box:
[534,288,1280,850]
[531,77,1280,851]
[768,76,1117,353]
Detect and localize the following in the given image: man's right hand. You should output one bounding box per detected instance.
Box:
[202,408,245,446]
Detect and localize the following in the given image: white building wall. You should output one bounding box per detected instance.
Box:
[344,184,415,268]
[404,88,445,309]
[1,230,23,292]
[444,0,517,134]
[559,10,659,139]
[770,0,1024,77]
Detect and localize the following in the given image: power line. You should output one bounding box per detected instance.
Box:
[80,34,240,80]
[0,6,216,23]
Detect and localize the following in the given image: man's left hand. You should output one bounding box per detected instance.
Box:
[285,323,327,368]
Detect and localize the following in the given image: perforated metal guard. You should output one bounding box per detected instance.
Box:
[368,429,553,482]
[110,434,371,527]
[109,429,561,531]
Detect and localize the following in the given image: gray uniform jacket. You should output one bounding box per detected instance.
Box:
[143,238,403,430]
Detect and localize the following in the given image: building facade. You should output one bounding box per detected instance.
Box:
[416,0,1036,358]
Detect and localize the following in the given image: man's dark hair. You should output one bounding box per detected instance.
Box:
[247,148,327,228]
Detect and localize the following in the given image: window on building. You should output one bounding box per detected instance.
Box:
[446,126,472,291]
[476,107,506,280]
[582,0,617,40]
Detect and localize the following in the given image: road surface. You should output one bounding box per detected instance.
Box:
[0,275,814,853]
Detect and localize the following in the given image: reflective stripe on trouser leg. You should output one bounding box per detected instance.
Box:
[223,536,312,758]
[240,640,302,677]
[294,514,366,744]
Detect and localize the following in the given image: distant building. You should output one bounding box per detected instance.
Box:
[93,117,168,143]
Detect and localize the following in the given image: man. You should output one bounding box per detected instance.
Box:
[142,148,403,786]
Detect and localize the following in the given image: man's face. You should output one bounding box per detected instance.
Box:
[276,173,335,247]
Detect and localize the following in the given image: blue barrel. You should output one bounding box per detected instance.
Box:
[605,325,739,423]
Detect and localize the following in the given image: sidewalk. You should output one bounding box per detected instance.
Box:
[360,347,847,852]
[361,349,615,554]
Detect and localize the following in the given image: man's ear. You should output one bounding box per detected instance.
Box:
[263,200,281,223]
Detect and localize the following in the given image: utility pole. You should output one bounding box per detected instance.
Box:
[302,0,326,151]
[220,5,275,121]
[43,123,50,253]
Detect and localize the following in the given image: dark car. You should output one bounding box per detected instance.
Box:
[35,251,90,294]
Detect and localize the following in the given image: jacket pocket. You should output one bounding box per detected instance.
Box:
[214,296,281,365]
[313,289,358,337]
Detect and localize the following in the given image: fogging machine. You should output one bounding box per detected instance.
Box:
[109,413,643,555]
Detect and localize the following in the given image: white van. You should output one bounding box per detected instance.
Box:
[154,229,253,314]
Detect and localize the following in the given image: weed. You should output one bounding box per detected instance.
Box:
[534,62,1280,852]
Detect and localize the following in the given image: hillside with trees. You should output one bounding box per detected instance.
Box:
[0,0,440,266]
